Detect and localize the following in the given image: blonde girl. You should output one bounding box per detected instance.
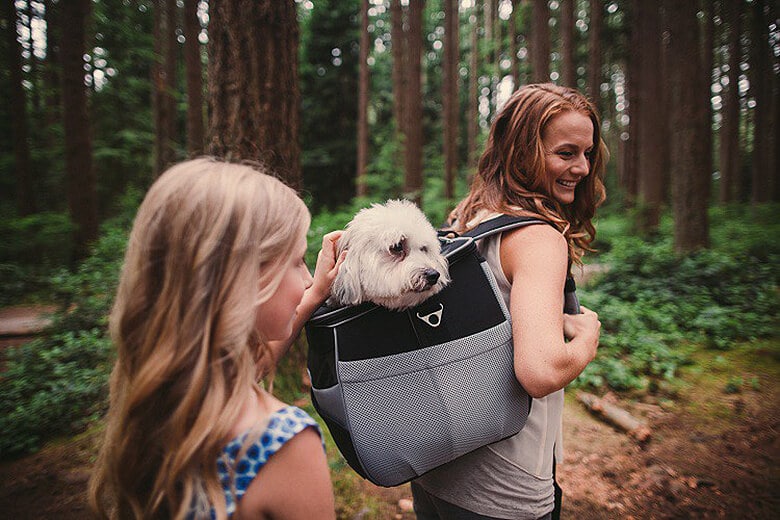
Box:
[412,84,605,519]
[89,158,341,519]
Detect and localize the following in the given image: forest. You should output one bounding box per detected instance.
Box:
[0,0,778,518]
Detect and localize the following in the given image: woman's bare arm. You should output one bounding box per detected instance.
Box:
[500,225,600,398]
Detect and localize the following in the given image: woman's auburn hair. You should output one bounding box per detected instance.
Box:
[451,83,607,266]
[88,158,310,519]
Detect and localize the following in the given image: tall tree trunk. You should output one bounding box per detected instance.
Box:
[165,0,177,152]
[492,0,501,108]
[207,0,301,189]
[587,0,602,109]
[404,0,424,206]
[621,0,640,207]
[560,0,575,88]
[768,1,779,202]
[700,0,714,205]
[530,0,550,83]
[4,0,36,215]
[484,0,493,62]
[152,0,175,175]
[443,0,459,201]
[60,0,97,256]
[509,0,519,88]
[665,0,709,252]
[356,0,369,197]
[773,5,780,202]
[719,0,741,204]
[468,5,480,171]
[749,0,771,203]
[43,0,61,132]
[391,0,407,147]
[183,0,203,156]
[636,1,665,233]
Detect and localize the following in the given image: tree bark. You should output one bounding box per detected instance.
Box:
[207,0,301,189]
[749,0,771,203]
[356,0,369,197]
[391,0,407,146]
[620,0,639,207]
[404,0,424,206]
[530,0,550,83]
[509,0,519,89]
[443,0,459,201]
[700,0,714,207]
[43,0,61,132]
[60,0,98,256]
[152,0,175,175]
[635,1,665,233]
[577,392,651,443]
[3,0,36,215]
[468,5,480,171]
[665,0,709,252]
[719,0,741,204]
[183,0,203,156]
[560,0,575,88]
[587,0,602,110]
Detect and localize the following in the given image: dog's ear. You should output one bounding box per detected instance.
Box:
[330,258,363,306]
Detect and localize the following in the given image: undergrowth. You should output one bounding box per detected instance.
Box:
[1,203,777,458]
[574,204,779,392]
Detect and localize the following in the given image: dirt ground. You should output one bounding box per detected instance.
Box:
[1,344,778,519]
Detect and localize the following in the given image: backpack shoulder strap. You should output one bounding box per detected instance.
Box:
[462,214,547,241]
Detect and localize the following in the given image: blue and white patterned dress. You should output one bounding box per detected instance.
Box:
[188,405,323,519]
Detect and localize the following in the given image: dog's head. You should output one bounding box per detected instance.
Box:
[329,199,450,311]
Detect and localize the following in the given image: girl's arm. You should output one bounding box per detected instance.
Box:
[500,225,601,398]
[267,231,345,361]
[236,426,336,519]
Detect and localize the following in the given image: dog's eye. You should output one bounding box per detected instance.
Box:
[420,246,428,253]
[389,241,406,258]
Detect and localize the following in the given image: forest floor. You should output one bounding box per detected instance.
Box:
[0,316,778,519]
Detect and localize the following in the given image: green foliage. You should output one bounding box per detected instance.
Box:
[0,212,75,266]
[0,330,114,457]
[574,207,779,393]
[0,210,131,458]
[0,212,75,305]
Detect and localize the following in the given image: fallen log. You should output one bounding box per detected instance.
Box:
[576,391,652,443]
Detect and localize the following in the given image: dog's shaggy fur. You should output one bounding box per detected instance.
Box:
[329,199,450,311]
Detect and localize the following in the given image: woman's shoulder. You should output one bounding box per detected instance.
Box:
[499,221,568,282]
[502,219,566,249]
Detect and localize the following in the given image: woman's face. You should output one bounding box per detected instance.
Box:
[255,234,313,342]
[541,110,594,205]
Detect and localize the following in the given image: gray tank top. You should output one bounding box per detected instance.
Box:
[414,226,564,520]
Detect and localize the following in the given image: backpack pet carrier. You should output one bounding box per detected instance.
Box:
[305,215,580,487]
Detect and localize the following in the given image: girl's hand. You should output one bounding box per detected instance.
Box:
[310,231,347,304]
[562,305,601,362]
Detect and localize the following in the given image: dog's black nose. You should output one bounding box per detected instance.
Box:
[424,269,440,286]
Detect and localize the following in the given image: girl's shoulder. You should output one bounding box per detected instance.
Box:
[216,406,323,516]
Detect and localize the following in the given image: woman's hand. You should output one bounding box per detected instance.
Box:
[309,230,347,306]
[563,305,601,364]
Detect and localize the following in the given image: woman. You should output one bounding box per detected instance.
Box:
[412,83,606,519]
[89,158,343,519]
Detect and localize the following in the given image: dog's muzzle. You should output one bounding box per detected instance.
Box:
[413,268,441,292]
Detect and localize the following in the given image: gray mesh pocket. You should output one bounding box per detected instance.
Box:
[337,322,529,486]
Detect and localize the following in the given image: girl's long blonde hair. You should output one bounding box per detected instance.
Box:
[451,83,607,267]
[88,158,310,519]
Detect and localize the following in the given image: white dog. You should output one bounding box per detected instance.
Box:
[329,199,450,311]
